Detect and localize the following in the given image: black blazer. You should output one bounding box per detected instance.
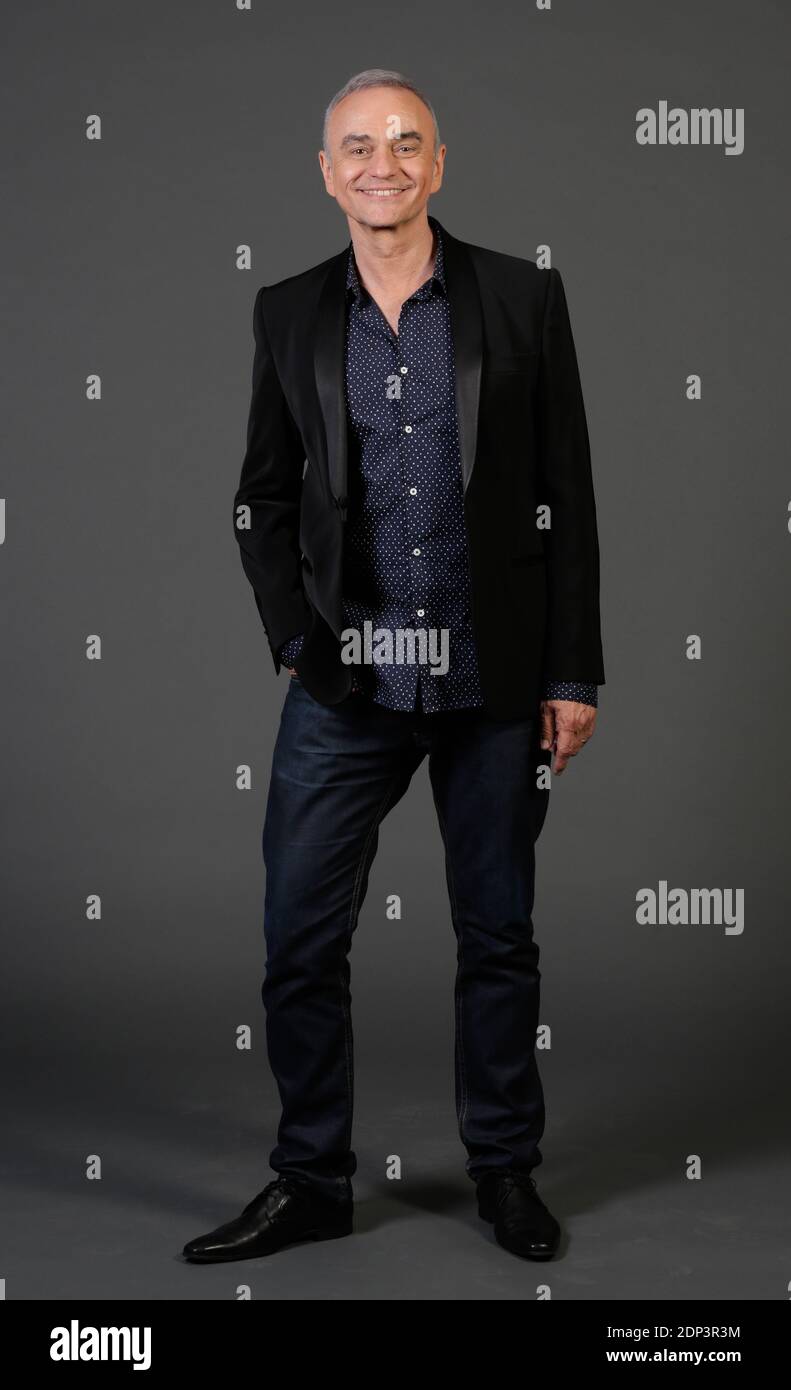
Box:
[232,218,604,720]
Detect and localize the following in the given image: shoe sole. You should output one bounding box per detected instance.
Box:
[498,1244,558,1261]
[183,1221,353,1263]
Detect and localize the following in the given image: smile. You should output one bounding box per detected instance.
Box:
[356,188,410,197]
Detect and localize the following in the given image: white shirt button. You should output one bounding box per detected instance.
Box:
[416,608,425,617]
[413,547,421,556]
[409,487,417,495]
[404,424,413,434]
[400,366,408,374]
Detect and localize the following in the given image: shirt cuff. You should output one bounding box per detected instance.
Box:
[278,633,305,667]
[542,681,598,708]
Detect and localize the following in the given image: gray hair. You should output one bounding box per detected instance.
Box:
[322,68,440,159]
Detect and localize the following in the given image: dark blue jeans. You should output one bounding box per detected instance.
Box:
[260,677,550,1202]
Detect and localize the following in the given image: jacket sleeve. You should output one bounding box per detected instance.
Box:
[536,267,605,686]
[232,286,313,672]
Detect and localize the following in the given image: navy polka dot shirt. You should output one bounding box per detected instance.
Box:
[279,223,598,712]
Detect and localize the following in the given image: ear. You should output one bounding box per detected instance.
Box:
[431,144,446,193]
[318,148,334,194]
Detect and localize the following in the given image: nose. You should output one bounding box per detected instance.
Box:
[364,145,402,180]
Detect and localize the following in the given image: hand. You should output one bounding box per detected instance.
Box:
[540,699,597,776]
[286,667,298,677]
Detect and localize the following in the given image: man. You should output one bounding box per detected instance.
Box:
[183,68,604,1266]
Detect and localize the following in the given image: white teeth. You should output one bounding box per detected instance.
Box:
[359,189,406,196]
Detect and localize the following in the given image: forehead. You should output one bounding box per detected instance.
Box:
[328,86,432,140]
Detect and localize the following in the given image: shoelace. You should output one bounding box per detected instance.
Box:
[243,1176,303,1213]
[497,1172,539,1203]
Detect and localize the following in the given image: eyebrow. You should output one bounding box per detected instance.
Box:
[340,130,424,147]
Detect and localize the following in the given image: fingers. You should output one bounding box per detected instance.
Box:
[554,724,594,774]
[542,700,597,775]
[553,729,577,775]
[540,702,555,751]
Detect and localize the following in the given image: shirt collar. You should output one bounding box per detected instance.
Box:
[346,216,446,305]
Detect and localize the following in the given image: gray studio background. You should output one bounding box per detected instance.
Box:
[3,0,789,1300]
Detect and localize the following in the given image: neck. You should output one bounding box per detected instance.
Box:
[348,212,436,298]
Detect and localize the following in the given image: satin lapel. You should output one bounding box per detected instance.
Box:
[434,220,483,496]
[313,250,350,507]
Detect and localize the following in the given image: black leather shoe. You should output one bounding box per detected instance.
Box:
[182,1177,353,1263]
[476,1170,560,1260]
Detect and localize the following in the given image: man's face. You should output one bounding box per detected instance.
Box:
[319,85,445,231]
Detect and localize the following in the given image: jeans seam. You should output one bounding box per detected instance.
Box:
[432,796,470,1149]
[340,772,406,1153]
